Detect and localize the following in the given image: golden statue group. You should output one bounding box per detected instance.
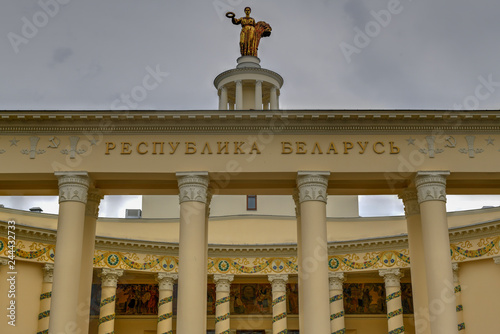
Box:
[226,7,272,57]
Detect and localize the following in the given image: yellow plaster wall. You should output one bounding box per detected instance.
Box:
[0,261,43,334]
[459,258,500,332]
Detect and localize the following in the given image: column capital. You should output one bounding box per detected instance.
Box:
[296,171,330,204]
[415,171,450,204]
[213,274,234,292]
[398,188,420,216]
[85,189,103,218]
[157,273,178,291]
[42,263,54,283]
[379,268,403,287]
[328,272,345,290]
[206,189,213,218]
[255,80,263,85]
[235,80,242,85]
[0,258,8,266]
[176,172,209,204]
[268,274,288,292]
[494,256,500,265]
[451,263,460,283]
[99,268,124,288]
[55,171,90,204]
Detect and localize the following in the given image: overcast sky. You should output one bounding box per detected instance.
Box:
[1,1,499,216]
[2,0,500,110]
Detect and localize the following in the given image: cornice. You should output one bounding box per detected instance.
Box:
[1,219,499,256]
[214,67,284,88]
[0,110,499,134]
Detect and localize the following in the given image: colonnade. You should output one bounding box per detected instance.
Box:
[218,80,280,110]
[38,170,466,334]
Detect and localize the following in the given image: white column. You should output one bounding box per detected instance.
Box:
[328,272,346,334]
[399,189,431,334]
[415,171,458,334]
[292,190,304,333]
[235,80,243,110]
[49,172,89,333]
[270,86,278,110]
[157,273,178,334]
[219,86,228,110]
[98,268,123,334]
[37,264,54,334]
[176,172,209,334]
[268,274,288,334]
[380,269,405,334]
[452,264,466,332]
[296,171,330,333]
[214,274,234,334]
[77,189,103,334]
[254,80,263,110]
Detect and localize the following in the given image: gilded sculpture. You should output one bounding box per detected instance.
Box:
[226,7,272,57]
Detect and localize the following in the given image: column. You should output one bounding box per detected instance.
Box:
[269,274,288,334]
[255,80,263,110]
[49,171,90,333]
[98,268,123,334]
[296,171,330,333]
[235,80,243,110]
[204,191,213,318]
[77,189,103,333]
[328,272,346,334]
[399,189,431,334]
[37,264,54,334]
[452,264,465,332]
[214,274,234,334]
[219,86,228,110]
[270,86,278,110]
[380,269,405,334]
[176,172,209,334]
[415,171,458,334]
[292,190,304,332]
[157,273,178,334]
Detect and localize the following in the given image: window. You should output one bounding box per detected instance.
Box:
[247,195,257,210]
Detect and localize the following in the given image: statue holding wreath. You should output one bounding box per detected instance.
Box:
[226,7,272,57]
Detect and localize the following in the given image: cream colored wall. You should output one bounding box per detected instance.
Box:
[459,258,500,332]
[0,260,43,334]
[142,195,358,219]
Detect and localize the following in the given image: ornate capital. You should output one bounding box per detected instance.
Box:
[206,189,213,218]
[494,256,500,265]
[451,263,460,283]
[292,189,301,217]
[42,264,54,283]
[328,272,345,291]
[415,171,450,204]
[157,273,178,291]
[85,189,103,218]
[99,268,124,288]
[398,188,420,217]
[296,171,330,204]
[55,171,90,204]
[176,172,209,204]
[268,274,288,293]
[214,274,234,292]
[379,268,403,288]
[0,258,8,266]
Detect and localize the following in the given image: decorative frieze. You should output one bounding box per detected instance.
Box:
[398,189,419,217]
[415,171,450,204]
[296,171,330,203]
[176,172,209,204]
[55,171,90,204]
